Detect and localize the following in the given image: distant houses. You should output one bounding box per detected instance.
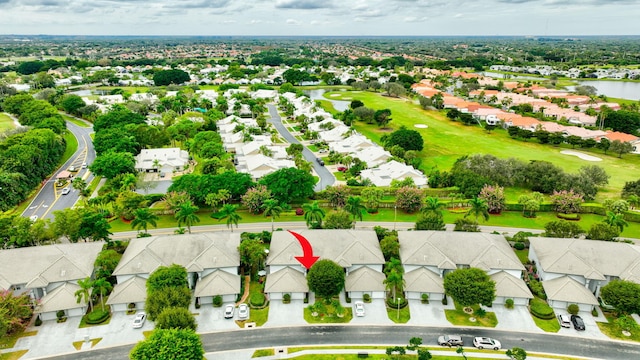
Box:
[134,147,189,174]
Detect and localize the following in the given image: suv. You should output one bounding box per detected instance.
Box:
[473,337,501,350]
[558,314,571,328]
[438,335,463,347]
[571,314,586,331]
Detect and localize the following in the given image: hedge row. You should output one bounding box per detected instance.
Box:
[85,310,110,324]
[529,298,555,320]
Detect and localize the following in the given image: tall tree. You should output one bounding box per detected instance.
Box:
[421,196,444,216]
[174,201,200,234]
[262,199,282,231]
[130,329,204,360]
[344,196,366,228]
[443,268,496,307]
[75,277,94,313]
[218,204,241,232]
[465,197,490,222]
[92,278,113,312]
[131,208,159,234]
[307,259,345,298]
[302,201,326,229]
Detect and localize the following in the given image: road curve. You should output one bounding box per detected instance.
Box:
[267,104,335,191]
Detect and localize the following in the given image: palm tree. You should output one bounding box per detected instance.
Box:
[131,208,159,234]
[219,204,241,232]
[627,195,639,210]
[175,201,200,234]
[119,173,137,192]
[605,211,629,232]
[262,199,282,232]
[465,197,490,222]
[75,277,94,313]
[302,201,326,229]
[421,196,444,216]
[92,278,113,312]
[384,269,405,304]
[344,196,366,228]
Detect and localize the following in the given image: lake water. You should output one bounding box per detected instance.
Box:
[304,89,350,112]
[480,72,640,100]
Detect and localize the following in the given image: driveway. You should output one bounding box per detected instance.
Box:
[349,299,392,325]
[195,304,245,332]
[15,318,82,359]
[557,311,608,340]
[407,299,452,326]
[491,304,541,332]
[264,299,307,327]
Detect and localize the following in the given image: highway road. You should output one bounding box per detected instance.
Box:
[22,117,96,221]
[39,325,640,360]
[267,104,335,191]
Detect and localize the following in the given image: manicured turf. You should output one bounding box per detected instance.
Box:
[0,112,16,132]
[324,91,640,200]
[62,114,90,128]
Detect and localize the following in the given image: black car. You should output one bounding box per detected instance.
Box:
[571,314,585,331]
[316,158,325,166]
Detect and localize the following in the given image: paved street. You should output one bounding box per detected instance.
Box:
[267,104,335,191]
[21,118,96,221]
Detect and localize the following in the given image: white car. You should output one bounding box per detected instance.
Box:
[29,215,38,222]
[473,337,501,350]
[238,303,249,319]
[132,312,146,329]
[224,304,235,319]
[354,301,365,317]
[61,187,70,195]
[558,314,571,328]
[82,162,88,169]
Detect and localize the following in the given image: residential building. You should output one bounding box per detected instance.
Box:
[134,148,189,174]
[360,160,428,188]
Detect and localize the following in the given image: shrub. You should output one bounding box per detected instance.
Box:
[212,295,223,307]
[557,213,581,221]
[474,308,486,317]
[567,304,580,315]
[128,303,136,310]
[283,293,291,304]
[295,208,304,216]
[505,298,515,309]
[529,298,555,319]
[195,302,200,309]
[363,294,371,303]
[528,280,546,299]
[514,242,525,250]
[592,308,599,317]
[35,316,42,327]
[442,296,448,305]
[85,310,110,324]
[56,310,66,320]
[386,297,408,309]
[421,293,429,304]
[250,293,265,307]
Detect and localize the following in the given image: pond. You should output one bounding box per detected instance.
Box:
[303,89,350,112]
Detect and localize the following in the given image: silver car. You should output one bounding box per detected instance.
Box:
[354,301,365,317]
[238,303,249,319]
[438,335,463,347]
[132,312,146,329]
[224,304,235,319]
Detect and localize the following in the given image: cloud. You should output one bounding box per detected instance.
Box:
[286,18,302,25]
[163,0,230,9]
[275,0,333,9]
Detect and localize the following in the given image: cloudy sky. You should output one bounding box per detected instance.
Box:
[1,0,638,36]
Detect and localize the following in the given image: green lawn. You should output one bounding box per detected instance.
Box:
[0,330,37,350]
[62,131,79,165]
[444,308,498,327]
[61,114,90,128]
[532,315,561,333]
[0,112,16,132]
[597,313,640,342]
[386,303,411,323]
[0,350,29,360]
[323,90,640,200]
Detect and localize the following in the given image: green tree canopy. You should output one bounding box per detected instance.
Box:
[307,259,345,298]
[323,209,354,229]
[443,268,496,307]
[259,167,315,203]
[155,307,197,331]
[383,126,424,151]
[130,329,204,360]
[147,264,189,292]
[153,69,190,86]
[600,280,640,315]
[90,151,136,179]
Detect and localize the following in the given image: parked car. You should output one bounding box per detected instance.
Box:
[238,303,249,319]
[337,166,347,172]
[438,335,463,347]
[473,337,501,350]
[224,304,235,319]
[558,314,571,328]
[132,312,146,329]
[316,158,325,166]
[68,165,77,172]
[354,301,365,317]
[571,314,586,331]
[61,187,70,195]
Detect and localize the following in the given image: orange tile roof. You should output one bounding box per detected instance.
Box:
[603,131,639,142]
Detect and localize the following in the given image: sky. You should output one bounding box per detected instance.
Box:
[0,0,639,36]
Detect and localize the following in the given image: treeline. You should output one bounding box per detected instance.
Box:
[0,94,67,210]
[428,154,610,200]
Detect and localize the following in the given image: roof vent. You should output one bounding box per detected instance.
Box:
[136,262,142,269]
[213,257,217,263]
[60,270,66,277]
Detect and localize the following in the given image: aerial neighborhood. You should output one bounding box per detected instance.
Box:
[1,36,640,360]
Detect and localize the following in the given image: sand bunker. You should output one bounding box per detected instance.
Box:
[414,124,428,128]
[329,94,341,97]
[560,150,602,162]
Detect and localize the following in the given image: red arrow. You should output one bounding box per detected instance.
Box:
[288,230,319,269]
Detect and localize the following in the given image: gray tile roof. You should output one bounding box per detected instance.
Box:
[113,232,240,276]
[542,276,598,306]
[106,276,147,306]
[36,283,85,314]
[264,267,309,293]
[267,230,384,268]
[194,270,241,297]
[404,267,444,294]
[345,266,386,292]
[529,237,640,281]
[0,243,103,290]
[399,231,524,271]
[490,271,533,299]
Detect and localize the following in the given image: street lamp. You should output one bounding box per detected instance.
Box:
[393,205,397,230]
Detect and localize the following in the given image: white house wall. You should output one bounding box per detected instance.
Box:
[406,291,444,301]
